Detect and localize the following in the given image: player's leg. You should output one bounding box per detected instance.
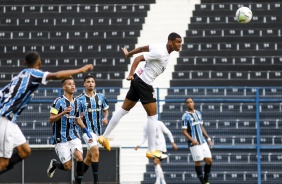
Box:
[72,138,84,184]
[190,145,206,184]
[142,103,167,159]
[202,142,212,184]
[47,142,72,178]
[103,98,136,138]
[0,120,29,174]
[83,132,100,184]
[154,158,166,184]
[90,145,99,184]
[98,81,139,150]
[143,102,157,152]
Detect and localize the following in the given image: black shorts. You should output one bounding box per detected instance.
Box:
[126,74,156,104]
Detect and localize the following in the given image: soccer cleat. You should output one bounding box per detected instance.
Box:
[97,135,111,151]
[146,150,167,159]
[47,159,57,178]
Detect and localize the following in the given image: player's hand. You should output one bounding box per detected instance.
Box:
[79,112,84,118]
[63,106,72,114]
[102,118,108,125]
[191,139,199,146]
[121,47,130,58]
[208,140,213,149]
[80,64,94,73]
[83,127,92,139]
[171,142,178,150]
[134,145,139,150]
[88,138,93,143]
[126,75,134,81]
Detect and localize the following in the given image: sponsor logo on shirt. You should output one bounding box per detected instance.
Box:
[192,121,203,126]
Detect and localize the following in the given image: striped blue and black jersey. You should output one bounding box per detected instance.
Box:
[0,68,48,123]
[76,92,109,136]
[182,110,206,147]
[50,95,81,144]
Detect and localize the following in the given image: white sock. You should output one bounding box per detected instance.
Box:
[159,165,166,184]
[147,115,157,152]
[154,164,161,184]
[103,108,128,137]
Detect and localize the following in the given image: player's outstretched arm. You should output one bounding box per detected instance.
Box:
[121,45,149,58]
[46,64,94,81]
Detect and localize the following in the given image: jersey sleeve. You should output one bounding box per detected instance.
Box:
[182,113,188,129]
[100,94,109,110]
[159,121,175,143]
[50,97,61,115]
[138,123,148,146]
[31,69,49,85]
[143,44,161,61]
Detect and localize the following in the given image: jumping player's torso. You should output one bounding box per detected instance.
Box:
[136,43,169,85]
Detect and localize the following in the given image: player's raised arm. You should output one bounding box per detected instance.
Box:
[46,64,94,81]
[121,45,149,58]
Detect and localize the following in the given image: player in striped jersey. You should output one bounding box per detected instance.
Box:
[76,75,109,184]
[0,51,93,175]
[182,98,213,184]
[46,77,93,184]
[98,32,182,160]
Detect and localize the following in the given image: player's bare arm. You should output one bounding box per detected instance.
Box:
[171,142,178,150]
[102,109,109,125]
[121,45,149,58]
[46,64,94,81]
[126,55,146,80]
[76,118,93,142]
[182,129,199,145]
[201,125,213,148]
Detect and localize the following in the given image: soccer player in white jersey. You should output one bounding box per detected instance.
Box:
[135,121,178,184]
[98,32,182,159]
[0,51,93,175]
[76,75,109,184]
[182,98,213,184]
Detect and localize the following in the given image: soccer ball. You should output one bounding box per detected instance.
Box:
[235,7,253,24]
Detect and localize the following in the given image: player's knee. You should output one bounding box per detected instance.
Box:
[205,158,213,165]
[63,161,72,170]
[75,154,83,162]
[0,159,9,171]
[19,147,31,159]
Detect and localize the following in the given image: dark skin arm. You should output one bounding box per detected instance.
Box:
[182,129,199,146]
[46,64,93,81]
[121,46,149,80]
[201,124,213,148]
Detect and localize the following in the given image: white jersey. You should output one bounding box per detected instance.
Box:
[136,43,170,85]
[138,121,174,152]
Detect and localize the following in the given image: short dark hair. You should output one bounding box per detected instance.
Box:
[168,32,181,41]
[24,51,40,67]
[61,76,74,85]
[84,74,94,82]
[184,97,194,103]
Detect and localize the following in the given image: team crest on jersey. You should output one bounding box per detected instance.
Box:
[85,102,89,107]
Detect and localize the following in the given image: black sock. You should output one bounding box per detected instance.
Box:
[204,164,212,182]
[83,162,89,174]
[195,165,205,184]
[75,161,84,183]
[91,162,99,184]
[53,160,67,171]
[0,153,23,175]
